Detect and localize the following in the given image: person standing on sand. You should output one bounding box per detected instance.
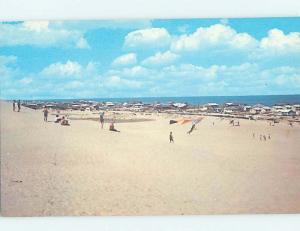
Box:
[17,100,21,112]
[43,107,49,122]
[13,100,16,111]
[100,112,105,129]
[169,131,174,143]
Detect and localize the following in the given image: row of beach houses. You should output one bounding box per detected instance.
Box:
[22,100,300,118]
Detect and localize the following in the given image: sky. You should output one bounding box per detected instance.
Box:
[0,17,300,99]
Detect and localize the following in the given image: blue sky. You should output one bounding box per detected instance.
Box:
[0,18,300,99]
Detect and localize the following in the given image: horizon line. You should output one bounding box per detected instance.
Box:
[1,93,300,101]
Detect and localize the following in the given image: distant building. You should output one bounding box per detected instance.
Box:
[106,102,115,107]
[243,106,251,112]
[206,103,221,113]
[250,107,262,114]
[280,109,296,116]
[262,106,272,114]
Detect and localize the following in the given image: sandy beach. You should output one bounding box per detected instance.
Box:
[1,100,300,216]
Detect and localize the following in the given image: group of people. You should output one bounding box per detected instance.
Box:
[99,112,120,132]
[12,100,21,112]
[252,133,271,141]
[229,119,240,126]
[169,121,200,143]
[42,107,70,126]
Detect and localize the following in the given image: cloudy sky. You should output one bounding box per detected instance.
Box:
[0,18,300,99]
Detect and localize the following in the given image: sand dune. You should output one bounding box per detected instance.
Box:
[1,101,300,216]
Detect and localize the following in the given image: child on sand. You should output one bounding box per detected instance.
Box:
[109,122,120,132]
[169,132,174,143]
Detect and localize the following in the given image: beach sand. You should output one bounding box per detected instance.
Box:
[1,101,300,216]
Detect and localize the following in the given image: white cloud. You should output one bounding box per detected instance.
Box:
[260,29,300,51]
[171,24,257,53]
[41,61,82,76]
[0,55,18,79]
[76,37,90,49]
[162,63,220,81]
[252,29,300,59]
[19,77,33,85]
[105,75,142,89]
[112,53,137,67]
[23,21,49,32]
[142,51,179,67]
[0,21,89,49]
[108,65,152,78]
[124,28,171,49]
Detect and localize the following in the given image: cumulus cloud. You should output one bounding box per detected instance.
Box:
[107,65,152,79]
[2,20,300,99]
[0,55,18,79]
[105,75,142,89]
[112,53,137,67]
[76,37,90,49]
[141,51,179,67]
[41,61,82,76]
[251,29,300,60]
[124,28,171,50]
[170,24,258,53]
[260,29,300,52]
[0,21,89,49]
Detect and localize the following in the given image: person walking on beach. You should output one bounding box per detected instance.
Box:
[252,133,255,138]
[263,135,266,141]
[12,100,15,111]
[169,131,174,143]
[100,112,105,129]
[17,100,21,112]
[187,124,196,134]
[43,107,49,122]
